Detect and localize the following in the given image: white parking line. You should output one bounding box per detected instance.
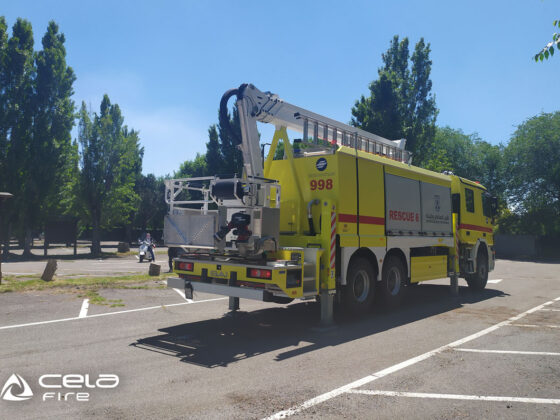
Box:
[539,308,560,312]
[78,299,89,318]
[264,295,560,419]
[0,297,227,331]
[346,390,560,405]
[487,279,502,284]
[2,272,37,276]
[173,288,194,303]
[455,348,560,356]
[511,324,560,329]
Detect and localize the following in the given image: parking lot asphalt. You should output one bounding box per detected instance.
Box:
[2,252,165,278]
[0,258,559,419]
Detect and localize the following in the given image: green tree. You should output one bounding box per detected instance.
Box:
[0,18,76,257]
[78,97,144,256]
[0,17,8,171]
[535,20,560,61]
[21,21,76,255]
[175,104,243,180]
[351,36,437,164]
[175,153,207,178]
[424,127,504,198]
[134,174,166,231]
[217,105,243,176]
[205,125,222,176]
[503,112,560,234]
[1,18,35,253]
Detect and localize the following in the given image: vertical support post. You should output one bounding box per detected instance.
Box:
[320,290,334,326]
[263,127,284,178]
[450,274,459,296]
[313,122,319,144]
[450,212,460,296]
[228,272,239,311]
[229,297,240,311]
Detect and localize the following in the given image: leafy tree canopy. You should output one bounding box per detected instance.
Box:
[78,96,143,255]
[351,35,438,164]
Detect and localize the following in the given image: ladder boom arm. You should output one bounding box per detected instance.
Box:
[221,83,410,179]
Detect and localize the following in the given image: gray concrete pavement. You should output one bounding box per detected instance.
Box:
[2,247,169,278]
[0,259,559,419]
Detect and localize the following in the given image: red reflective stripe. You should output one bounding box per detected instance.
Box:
[338,214,385,225]
[338,213,357,223]
[359,215,385,225]
[459,223,492,233]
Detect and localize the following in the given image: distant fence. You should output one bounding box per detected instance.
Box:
[494,234,560,259]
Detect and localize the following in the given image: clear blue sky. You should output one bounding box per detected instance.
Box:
[4,1,559,176]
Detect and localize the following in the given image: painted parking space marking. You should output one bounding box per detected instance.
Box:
[78,299,89,318]
[455,348,560,356]
[511,323,560,329]
[346,390,560,405]
[0,297,227,331]
[173,287,194,303]
[264,295,560,419]
[539,308,560,312]
[487,279,502,284]
[1,272,37,275]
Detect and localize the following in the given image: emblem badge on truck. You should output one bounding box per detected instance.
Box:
[316,158,327,171]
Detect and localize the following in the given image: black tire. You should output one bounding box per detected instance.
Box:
[379,255,406,307]
[139,255,144,263]
[466,250,488,290]
[343,257,376,314]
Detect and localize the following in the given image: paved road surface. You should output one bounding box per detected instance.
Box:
[0,259,559,419]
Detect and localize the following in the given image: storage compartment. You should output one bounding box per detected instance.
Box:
[410,255,448,283]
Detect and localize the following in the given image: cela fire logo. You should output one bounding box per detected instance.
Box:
[316,158,327,171]
[1,374,33,401]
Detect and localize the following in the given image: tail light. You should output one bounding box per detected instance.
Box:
[176,261,194,271]
[247,268,272,279]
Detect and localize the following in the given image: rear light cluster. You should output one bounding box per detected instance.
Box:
[247,268,272,279]
[176,261,194,271]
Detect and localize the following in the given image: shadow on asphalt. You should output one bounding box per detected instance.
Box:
[131,284,508,368]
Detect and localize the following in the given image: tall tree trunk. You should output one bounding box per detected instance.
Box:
[22,227,32,258]
[2,224,10,261]
[91,211,101,257]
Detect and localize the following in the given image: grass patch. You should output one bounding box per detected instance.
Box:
[0,273,172,294]
[76,290,126,307]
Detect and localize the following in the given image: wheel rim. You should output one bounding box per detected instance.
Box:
[352,270,370,303]
[386,266,401,296]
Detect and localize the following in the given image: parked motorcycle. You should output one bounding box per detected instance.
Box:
[138,240,155,263]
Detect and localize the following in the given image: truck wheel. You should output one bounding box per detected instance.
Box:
[343,258,375,314]
[466,251,488,290]
[380,255,406,307]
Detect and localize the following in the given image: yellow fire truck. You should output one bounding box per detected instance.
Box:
[165,84,497,322]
